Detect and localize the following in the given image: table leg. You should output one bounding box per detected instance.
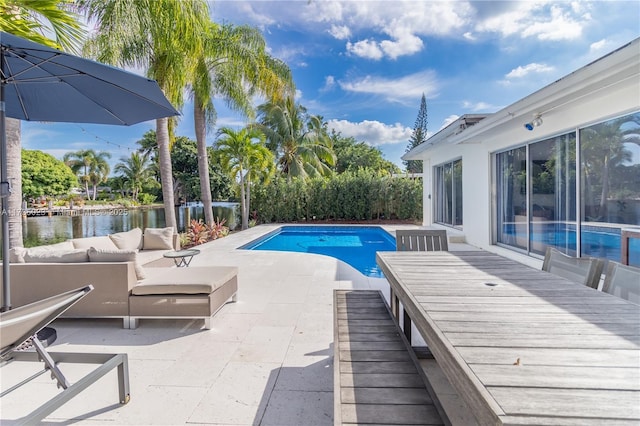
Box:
[403,308,412,343]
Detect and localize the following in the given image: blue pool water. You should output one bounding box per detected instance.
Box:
[241,226,396,277]
[503,223,640,266]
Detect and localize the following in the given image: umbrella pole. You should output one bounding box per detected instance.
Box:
[1,80,11,311]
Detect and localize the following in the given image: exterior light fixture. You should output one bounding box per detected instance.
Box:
[524,114,543,131]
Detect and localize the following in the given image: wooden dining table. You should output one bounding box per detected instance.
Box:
[376,250,640,425]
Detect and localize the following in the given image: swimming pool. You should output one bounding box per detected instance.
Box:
[240,226,396,277]
[502,223,640,265]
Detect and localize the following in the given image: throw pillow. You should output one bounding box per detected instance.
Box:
[143,227,174,250]
[109,228,143,250]
[24,249,89,263]
[71,236,118,250]
[9,247,27,263]
[87,247,146,280]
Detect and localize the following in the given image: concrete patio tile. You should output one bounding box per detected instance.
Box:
[1,225,471,425]
[231,325,295,363]
[259,390,333,426]
[276,347,333,392]
[188,362,280,425]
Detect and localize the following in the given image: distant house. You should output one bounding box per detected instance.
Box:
[404,37,640,266]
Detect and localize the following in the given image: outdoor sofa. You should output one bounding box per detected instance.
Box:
[1,227,237,329]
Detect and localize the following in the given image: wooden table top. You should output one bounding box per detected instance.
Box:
[376,250,640,425]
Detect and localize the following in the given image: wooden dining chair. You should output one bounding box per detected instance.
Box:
[542,247,605,289]
[602,262,640,304]
[395,229,448,251]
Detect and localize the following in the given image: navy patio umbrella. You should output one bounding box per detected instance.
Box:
[1,31,179,311]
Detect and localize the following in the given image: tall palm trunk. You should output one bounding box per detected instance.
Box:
[239,170,248,230]
[6,118,23,249]
[156,117,177,231]
[194,102,214,225]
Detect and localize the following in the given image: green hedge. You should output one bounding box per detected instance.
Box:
[251,171,422,223]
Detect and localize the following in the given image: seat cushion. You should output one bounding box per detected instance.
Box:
[24,249,89,263]
[10,241,76,263]
[109,228,143,250]
[88,247,146,280]
[143,227,174,250]
[132,266,238,295]
[72,236,118,250]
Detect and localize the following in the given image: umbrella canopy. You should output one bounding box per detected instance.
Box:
[1,31,179,310]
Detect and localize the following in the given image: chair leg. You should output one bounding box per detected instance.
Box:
[128,318,139,329]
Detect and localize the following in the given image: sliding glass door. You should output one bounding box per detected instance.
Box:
[434,159,462,227]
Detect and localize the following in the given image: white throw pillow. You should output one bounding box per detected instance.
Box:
[87,247,146,280]
[71,236,118,250]
[24,249,89,263]
[9,247,27,263]
[109,228,143,250]
[12,241,76,263]
[143,227,174,250]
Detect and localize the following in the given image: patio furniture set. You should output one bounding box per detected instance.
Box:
[2,227,238,329]
[334,229,640,425]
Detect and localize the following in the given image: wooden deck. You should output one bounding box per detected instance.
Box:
[377,250,640,425]
[333,290,445,425]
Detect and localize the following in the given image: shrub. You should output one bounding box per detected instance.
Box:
[251,172,422,223]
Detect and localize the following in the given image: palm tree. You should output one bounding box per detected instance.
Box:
[80,0,210,231]
[114,152,155,201]
[87,151,111,200]
[581,115,640,220]
[1,0,84,249]
[63,149,110,200]
[214,127,274,230]
[256,97,336,180]
[190,22,293,226]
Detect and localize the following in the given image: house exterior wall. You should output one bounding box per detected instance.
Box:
[412,40,639,264]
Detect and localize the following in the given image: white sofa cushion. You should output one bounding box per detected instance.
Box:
[109,228,143,250]
[72,236,118,250]
[24,249,89,263]
[132,267,238,295]
[10,241,76,263]
[143,227,174,250]
[88,247,146,280]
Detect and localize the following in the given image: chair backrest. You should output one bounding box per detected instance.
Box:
[542,247,604,289]
[602,262,640,304]
[0,285,93,358]
[396,230,448,251]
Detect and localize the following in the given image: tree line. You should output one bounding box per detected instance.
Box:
[2,0,414,252]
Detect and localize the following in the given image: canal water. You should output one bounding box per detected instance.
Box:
[22,202,239,246]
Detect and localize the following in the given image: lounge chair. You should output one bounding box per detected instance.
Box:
[0,285,130,425]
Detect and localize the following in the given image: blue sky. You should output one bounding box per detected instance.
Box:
[22,1,640,171]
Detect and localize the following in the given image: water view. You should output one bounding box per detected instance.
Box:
[22,202,239,247]
[241,226,397,277]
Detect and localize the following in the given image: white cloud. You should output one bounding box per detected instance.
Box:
[590,38,608,52]
[379,29,423,60]
[339,70,438,104]
[329,24,351,40]
[505,63,554,79]
[462,101,495,112]
[346,39,384,60]
[440,115,460,131]
[308,1,472,60]
[328,119,412,147]
[463,32,476,41]
[321,75,336,92]
[475,2,590,41]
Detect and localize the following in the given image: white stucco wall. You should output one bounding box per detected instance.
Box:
[413,39,640,261]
